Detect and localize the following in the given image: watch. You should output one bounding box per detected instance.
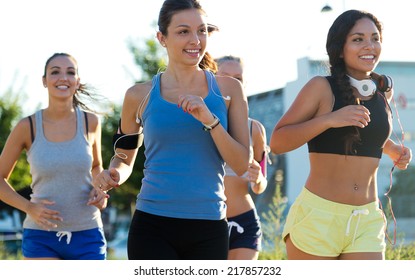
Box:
[202,113,220,131]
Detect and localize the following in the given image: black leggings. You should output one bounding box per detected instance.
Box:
[127,210,229,260]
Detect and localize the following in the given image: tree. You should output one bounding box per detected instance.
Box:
[0,89,31,191]
[127,36,167,83]
[380,166,415,218]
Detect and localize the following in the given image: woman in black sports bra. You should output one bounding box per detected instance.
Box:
[270,10,412,260]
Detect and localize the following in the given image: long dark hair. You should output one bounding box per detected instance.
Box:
[43,53,103,113]
[158,0,218,72]
[326,10,383,153]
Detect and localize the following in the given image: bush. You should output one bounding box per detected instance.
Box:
[0,241,23,260]
[386,241,415,260]
[258,183,288,260]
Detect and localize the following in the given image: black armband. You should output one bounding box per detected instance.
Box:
[113,118,143,150]
[112,133,139,149]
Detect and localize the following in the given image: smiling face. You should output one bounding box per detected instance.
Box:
[343,17,382,79]
[158,8,208,67]
[43,55,80,99]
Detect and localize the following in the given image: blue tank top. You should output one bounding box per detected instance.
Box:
[25,107,102,231]
[307,76,392,158]
[137,70,228,220]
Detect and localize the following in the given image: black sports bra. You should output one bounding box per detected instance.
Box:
[307,76,392,158]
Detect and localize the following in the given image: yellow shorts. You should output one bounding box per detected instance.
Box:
[282,187,386,257]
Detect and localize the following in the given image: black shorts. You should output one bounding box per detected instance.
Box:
[228,209,262,251]
[127,210,229,260]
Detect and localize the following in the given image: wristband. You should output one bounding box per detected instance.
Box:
[202,113,220,131]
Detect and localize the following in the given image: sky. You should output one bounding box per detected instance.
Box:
[0,0,414,114]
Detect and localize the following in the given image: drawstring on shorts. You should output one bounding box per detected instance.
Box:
[56,231,72,244]
[345,209,369,246]
[228,221,244,236]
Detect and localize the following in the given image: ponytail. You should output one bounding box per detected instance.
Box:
[199,52,217,73]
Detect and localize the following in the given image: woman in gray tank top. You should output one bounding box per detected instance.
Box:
[0,53,108,260]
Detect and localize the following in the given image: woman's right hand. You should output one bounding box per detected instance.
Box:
[330,104,371,128]
[93,168,120,192]
[177,94,214,125]
[26,200,63,230]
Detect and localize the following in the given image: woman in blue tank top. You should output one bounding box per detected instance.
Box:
[270,10,412,260]
[0,53,108,259]
[95,0,250,260]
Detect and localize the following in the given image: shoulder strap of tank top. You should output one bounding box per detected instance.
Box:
[34,110,45,141]
[84,111,89,134]
[28,116,34,143]
[248,118,253,146]
[249,118,253,135]
[136,73,160,126]
[206,70,228,101]
[75,107,87,141]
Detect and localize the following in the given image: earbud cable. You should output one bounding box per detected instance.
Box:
[377,91,405,246]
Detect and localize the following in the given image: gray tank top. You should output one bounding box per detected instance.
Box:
[24,107,103,231]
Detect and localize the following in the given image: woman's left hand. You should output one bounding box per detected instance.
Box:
[247,159,262,185]
[87,187,109,210]
[390,145,412,170]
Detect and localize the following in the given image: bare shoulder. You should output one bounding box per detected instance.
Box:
[11,115,34,149]
[120,81,154,132]
[17,114,36,131]
[124,81,154,105]
[214,75,245,100]
[302,76,332,96]
[277,76,333,127]
[295,75,333,110]
[16,115,33,130]
[251,118,267,146]
[252,119,265,132]
[84,111,100,128]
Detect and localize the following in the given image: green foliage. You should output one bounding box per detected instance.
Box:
[0,90,22,148]
[386,241,415,260]
[100,104,122,168]
[100,104,144,213]
[0,89,32,191]
[258,183,288,260]
[0,241,23,260]
[8,153,32,191]
[383,166,415,195]
[127,37,167,82]
[380,166,415,218]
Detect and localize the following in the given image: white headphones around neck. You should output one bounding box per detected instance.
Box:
[347,75,376,97]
